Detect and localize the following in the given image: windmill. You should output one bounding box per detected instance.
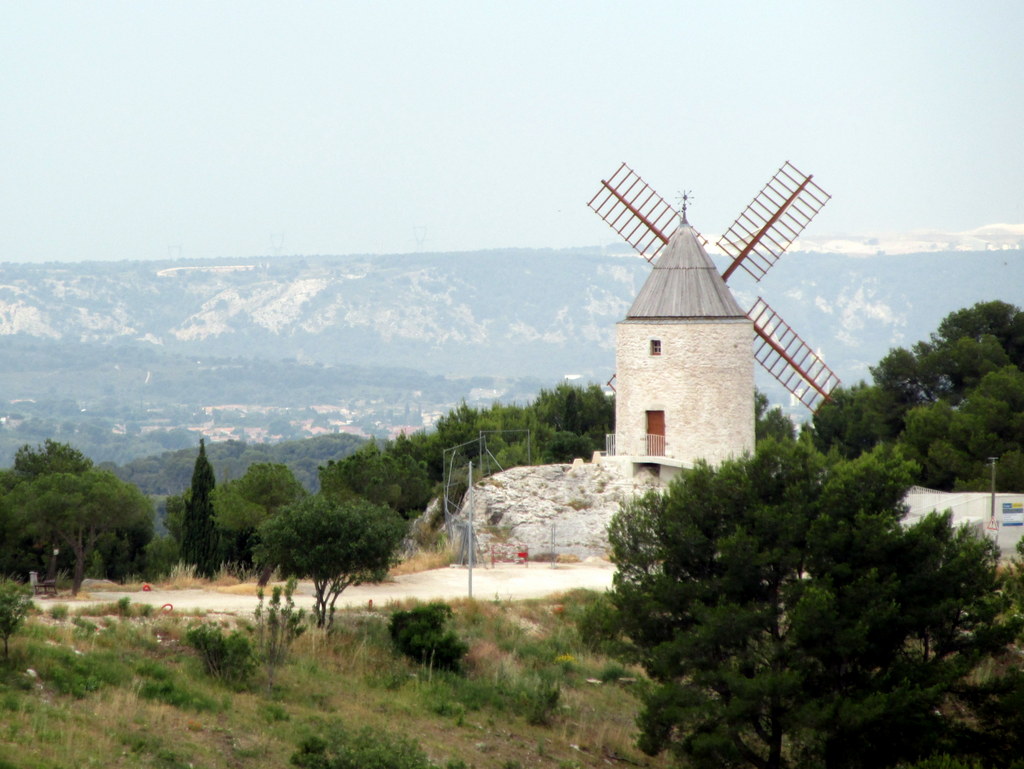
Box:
[588,161,839,414]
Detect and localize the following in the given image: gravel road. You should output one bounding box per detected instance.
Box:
[35,559,617,615]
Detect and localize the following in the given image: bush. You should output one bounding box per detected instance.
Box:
[573,593,628,657]
[389,603,467,672]
[138,678,219,712]
[597,662,629,683]
[544,432,594,464]
[0,580,33,660]
[255,577,305,691]
[33,646,129,697]
[292,726,441,769]
[184,623,255,684]
[520,678,560,726]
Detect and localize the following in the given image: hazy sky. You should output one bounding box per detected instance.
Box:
[3,1,1023,263]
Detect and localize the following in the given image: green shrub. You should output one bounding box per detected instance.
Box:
[572,593,627,656]
[135,660,171,680]
[261,702,290,723]
[292,725,441,769]
[184,623,255,684]
[597,662,629,683]
[49,604,70,620]
[389,603,467,672]
[255,577,305,691]
[34,647,129,697]
[0,580,32,660]
[520,679,560,726]
[138,678,219,712]
[71,617,97,634]
[135,657,218,710]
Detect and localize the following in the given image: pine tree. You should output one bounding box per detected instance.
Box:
[180,439,219,577]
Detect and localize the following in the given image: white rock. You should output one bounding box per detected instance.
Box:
[455,460,659,559]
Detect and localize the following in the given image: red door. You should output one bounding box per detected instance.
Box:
[646,410,665,456]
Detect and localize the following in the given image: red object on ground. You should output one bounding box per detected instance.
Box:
[142,584,151,591]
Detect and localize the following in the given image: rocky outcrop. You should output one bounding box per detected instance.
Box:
[456,458,661,560]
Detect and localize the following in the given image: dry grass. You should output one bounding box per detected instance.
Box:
[214,582,268,596]
[2,590,672,769]
[390,544,455,576]
[157,562,208,590]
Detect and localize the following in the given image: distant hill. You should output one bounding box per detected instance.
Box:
[1,245,1021,434]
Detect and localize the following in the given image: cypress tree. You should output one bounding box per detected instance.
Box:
[180,439,219,577]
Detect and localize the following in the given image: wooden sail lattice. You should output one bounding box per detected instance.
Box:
[587,163,677,261]
[748,297,840,411]
[718,161,831,282]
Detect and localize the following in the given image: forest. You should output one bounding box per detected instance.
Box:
[813,299,1024,491]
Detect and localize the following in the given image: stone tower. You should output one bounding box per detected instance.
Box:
[613,222,754,480]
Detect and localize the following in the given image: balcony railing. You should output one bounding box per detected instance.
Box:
[645,433,665,457]
[604,433,666,457]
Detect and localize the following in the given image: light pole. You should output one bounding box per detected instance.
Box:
[47,547,59,582]
[989,457,998,536]
[467,461,473,599]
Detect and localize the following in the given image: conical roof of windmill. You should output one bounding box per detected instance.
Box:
[626,224,746,319]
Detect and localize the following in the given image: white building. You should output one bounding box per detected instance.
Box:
[905,486,1024,560]
[610,222,755,482]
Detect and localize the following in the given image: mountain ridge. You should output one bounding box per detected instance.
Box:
[2,244,1022,404]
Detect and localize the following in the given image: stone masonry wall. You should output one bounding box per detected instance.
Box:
[615,318,754,466]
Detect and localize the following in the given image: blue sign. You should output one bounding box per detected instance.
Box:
[1003,502,1024,526]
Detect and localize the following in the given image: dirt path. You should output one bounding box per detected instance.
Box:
[34,560,617,615]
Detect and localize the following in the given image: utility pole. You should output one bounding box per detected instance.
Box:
[550,523,556,569]
[988,457,998,537]
[468,461,474,599]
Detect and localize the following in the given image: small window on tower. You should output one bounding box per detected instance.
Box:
[650,339,662,356]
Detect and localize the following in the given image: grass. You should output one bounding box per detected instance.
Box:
[0,589,662,769]
[79,550,451,594]
[390,544,456,576]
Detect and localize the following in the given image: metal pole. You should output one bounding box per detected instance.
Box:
[989,456,998,535]
[468,461,473,599]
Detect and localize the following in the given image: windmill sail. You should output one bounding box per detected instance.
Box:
[748,298,839,412]
[718,162,831,282]
[587,163,678,261]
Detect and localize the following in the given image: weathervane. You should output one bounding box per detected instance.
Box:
[676,190,693,224]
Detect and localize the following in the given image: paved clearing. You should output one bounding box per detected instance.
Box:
[36,560,617,615]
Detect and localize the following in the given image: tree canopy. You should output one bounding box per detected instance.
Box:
[13,439,93,479]
[319,441,431,518]
[11,467,153,594]
[214,462,306,578]
[609,438,1018,769]
[180,439,219,578]
[255,495,406,629]
[813,300,1024,490]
